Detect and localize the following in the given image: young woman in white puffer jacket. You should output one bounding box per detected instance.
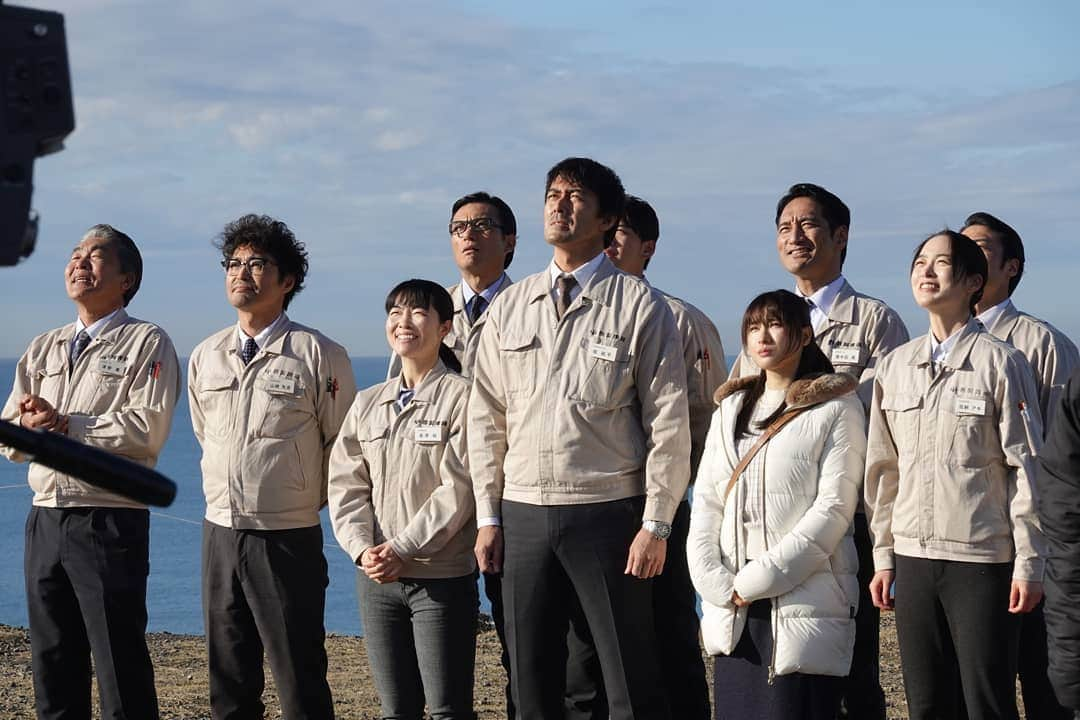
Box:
[688,289,867,720]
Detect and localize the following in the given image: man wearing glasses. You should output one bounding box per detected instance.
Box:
[188,214,356,719]
[1,224,179,719]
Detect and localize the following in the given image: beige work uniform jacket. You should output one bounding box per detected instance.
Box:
[328,361,475,579]
[387,275,512,381]
[730,279,909,413]
[864,318,1046,580]
[468,255,691,524]
[983,303,1079,431]
[655,288,726,480]
[1,309,181,508]
[188,317,357,530]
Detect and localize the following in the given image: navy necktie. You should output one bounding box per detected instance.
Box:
[469,295,488,324]
[70,331,91,370]
[241,338,258,365]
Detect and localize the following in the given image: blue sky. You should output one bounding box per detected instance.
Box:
[4,0,1079,359]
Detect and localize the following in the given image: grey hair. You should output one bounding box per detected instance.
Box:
[83,224,142,306]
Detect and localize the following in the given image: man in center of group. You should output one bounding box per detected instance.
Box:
[563,194,720,719]
[469,157,691,719]
[188,214,357,719]
[729,183,909,720]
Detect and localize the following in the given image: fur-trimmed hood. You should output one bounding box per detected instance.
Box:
[714,371,857,410]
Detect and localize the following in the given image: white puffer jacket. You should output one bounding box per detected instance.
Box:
[688,372,866,678]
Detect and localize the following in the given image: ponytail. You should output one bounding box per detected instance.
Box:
[438,343,462,374]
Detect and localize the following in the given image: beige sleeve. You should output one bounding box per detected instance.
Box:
[318,344,359,492]
[327,398,376,563]
[685,311,726,478]
[1000,352,1047,581]
[0,347,36,462]
[390,387,475,559]
[66,329,181,460]
[855,307,910,413]
[1039,333,1080,432]
[864,374,900,571]
[636,298,691,524]
[467,312,509,521]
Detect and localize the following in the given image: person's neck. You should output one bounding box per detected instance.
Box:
[929,309,970,343]
[974,288,1009,316]
[400,354,438,389]
[461,269,502,295]
[764,368,797,391]
[794,271,840,297]
[77,303,121,328]
[237,308,282,338]
[553,242,604,273]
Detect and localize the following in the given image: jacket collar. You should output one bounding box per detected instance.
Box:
[822,278,857,328]
[380,359,450,406]
[714,371,857,409]
[982,299,1021,340]
[907,316,983,370]
[54,307,130,347]
[524,254,622,309]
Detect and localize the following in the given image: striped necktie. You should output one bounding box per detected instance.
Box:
[469,295,488,324]
[70,331,91,370]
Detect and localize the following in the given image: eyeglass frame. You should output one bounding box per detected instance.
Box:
[221,257,277,275]
[448,217,504,237]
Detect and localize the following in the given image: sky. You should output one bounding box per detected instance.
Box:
[4,0,1079,360]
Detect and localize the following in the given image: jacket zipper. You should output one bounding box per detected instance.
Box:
[761,446,778,685]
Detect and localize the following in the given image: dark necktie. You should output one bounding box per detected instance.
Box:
[241,338,258,365]
[556,274,577,320]
[469,295,488,324]
[396,387,415,413]
[70,331,91,370]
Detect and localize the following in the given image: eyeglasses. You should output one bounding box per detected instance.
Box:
[222,257,276,275]
[449,218,502,237]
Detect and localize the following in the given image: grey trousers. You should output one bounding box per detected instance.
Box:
[202,521,334,720]
[25,506,159,720]
[356,570,479,720]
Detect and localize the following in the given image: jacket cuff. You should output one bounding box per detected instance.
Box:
[644,497,677,525]
[872,548,895,572]
[1013,556,1045,583]
[476,496,500,520]
[66,414,93,444]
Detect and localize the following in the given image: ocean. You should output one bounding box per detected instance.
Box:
[0,356,441,636]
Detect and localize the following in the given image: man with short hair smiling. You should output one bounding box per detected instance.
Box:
[730,183,909,720]
[188,214,356,719]
[962,211,1079,720]
[469,158,690,719]
[563,194,719,720]
[1,224,180,719]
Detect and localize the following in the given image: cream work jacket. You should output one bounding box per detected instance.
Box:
[1,309,181,509]
[468,255,691,524]
[328,361,475,579]
[188,317,357,530]
[864,318,1046,580]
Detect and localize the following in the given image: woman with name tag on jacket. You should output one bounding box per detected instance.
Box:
[864,231,1045,720]
[327,279,478,720]
[688,289,866,720]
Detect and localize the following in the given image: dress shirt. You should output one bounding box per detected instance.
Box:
[976,298,1013,334]
[548,251,606,306]
[71,308,122,355]
[795,275,846,334]
[461,273,509,317]
[235,313,288,354]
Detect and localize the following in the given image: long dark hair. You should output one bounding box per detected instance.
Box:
[733,290,833,439]
[384,279,462,374]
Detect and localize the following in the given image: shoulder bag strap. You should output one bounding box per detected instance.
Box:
[722,404,816,504]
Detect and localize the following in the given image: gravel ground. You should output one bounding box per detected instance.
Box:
[1,613,1028,719]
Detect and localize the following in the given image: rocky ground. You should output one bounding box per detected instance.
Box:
[0,613,1025,719]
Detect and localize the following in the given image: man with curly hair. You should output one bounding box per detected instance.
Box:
[189,214,356,719]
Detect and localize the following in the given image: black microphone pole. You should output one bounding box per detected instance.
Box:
[0,420,177,507]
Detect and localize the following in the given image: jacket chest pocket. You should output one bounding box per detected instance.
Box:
[32,364,67,407]
[881,392,923,455]
[569,339,633,409]
[498,332,539,398]
[196,373,237,439]
[254,381,310,439]
[946,395,997,468]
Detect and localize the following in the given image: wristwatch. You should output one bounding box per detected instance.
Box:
[642,519,672,540]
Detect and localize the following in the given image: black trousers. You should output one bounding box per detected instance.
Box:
[24,505,159,720]
[838,513,886,719]
[894,555,1020,720]
[502,498,669,720]
[1018,599,1073,719]
[484,571,515,719]
[564,500,710,720]
[202,521,334,720]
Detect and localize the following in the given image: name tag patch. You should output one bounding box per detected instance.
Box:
[414,425,443,443]
[956,397,987,415]
[96,358,127,376]
[262,377,296,395]
[589,343,619,362]
[830,347,861,364]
